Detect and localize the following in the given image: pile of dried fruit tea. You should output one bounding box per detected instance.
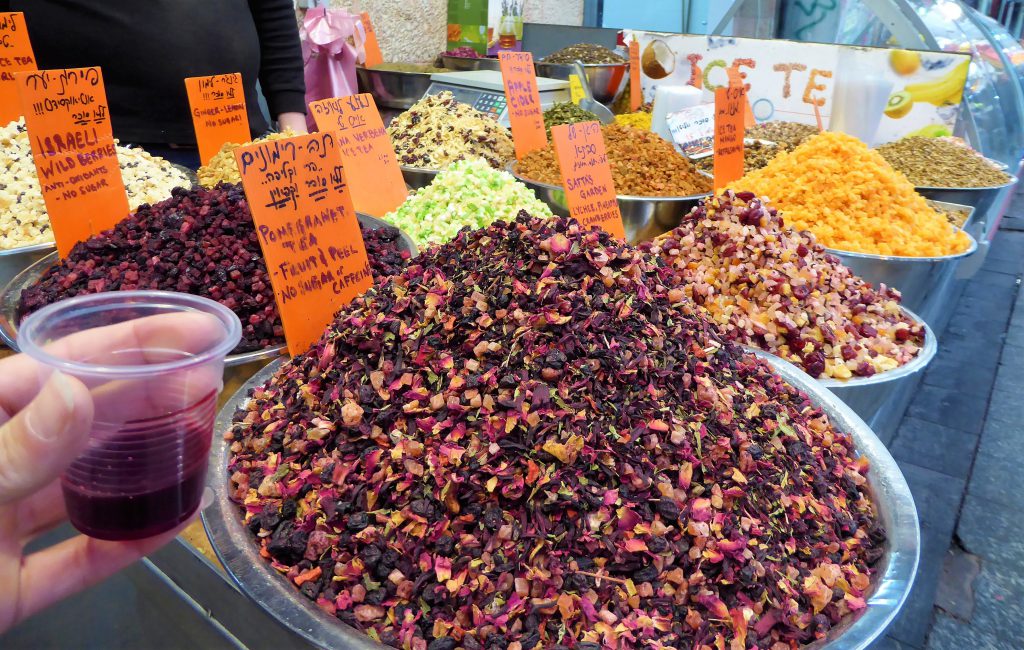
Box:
[228,211,883,649]
[388,92,515,171]
[542,43,626,64]
[18,184,412,353]
[728,131,972,257]
[745,122,818,151]
[198,130,297,188]
[875,136,1012,188]
[543,102,600,137]
[516,124,712,197]
[0,118,190,250]
[643,191,925,379]
[614,111,653,130]
[441,46,483,59]
[694,141,781,175]
[383,158,551,244]
[372,63,448,73]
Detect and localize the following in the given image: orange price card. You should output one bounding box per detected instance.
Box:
[184,73,250,166]
[498,51,547,160]
[726,66,755,129]
[550,121,626,240]
[309,93,407,216]
[16,67,129,257]
[713,86,746,191]
[360,12,384,68]
[234,132,372,357]
[629,39,642,112]
[1,13,37,123]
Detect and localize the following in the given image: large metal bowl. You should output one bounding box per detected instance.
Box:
[440,55,501,72]
[825,201,978,329]
[917,176,1017,251]
[355,66,434,110]
[0,213,417,366]
[534,61,627,105]
[204,350,918,650]
[509,161,709,244]
[399,165,440,190]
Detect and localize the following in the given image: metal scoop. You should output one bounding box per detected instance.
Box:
[573,60,615,124]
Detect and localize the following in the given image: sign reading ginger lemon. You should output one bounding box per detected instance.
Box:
[16,67,130,257]
[309,93,407,216]
[185,73,250,166]
[499,51,547,159]
[234,132,372,356]
[0,12,37,124]
[550,121,625,240]
[713,85,745,191]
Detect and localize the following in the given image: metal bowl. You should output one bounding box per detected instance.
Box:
[0,214,417,366]
[440,55,501,72]
[916,176,1017,244]
[400,165,440,190]
[509,161,709,244]
[204,351,918,650]
[355,66,435,110]
[824,201,978,328]
[533,61,627,105]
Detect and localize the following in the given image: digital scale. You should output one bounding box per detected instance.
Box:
[424,70,570,128]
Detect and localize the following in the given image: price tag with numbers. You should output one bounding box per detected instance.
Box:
[234,132,372,356]
[185,73,250,165]
[359,12,384,67]
[499,51,548,159]
[550,121,625,240]
[713,85,746,191]
[1,12,37,124]
[16,67,129,257]
[309,93,407,217]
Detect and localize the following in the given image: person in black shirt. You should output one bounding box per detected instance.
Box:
[6,0,307,167]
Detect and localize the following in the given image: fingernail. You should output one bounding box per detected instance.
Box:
[27,372,76,442]
[51,371,76,411]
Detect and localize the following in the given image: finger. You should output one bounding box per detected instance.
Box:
[0,371,93,505]
[15,481,68,543]
[1,311,228,415]
[15,519,190,625]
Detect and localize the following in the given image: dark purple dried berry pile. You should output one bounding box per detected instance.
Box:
[18,184,412,354]
[228,212,883,649]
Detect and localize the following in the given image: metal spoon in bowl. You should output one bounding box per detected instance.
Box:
[572,60,615,124]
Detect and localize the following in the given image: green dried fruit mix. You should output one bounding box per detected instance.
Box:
[228,213,884,649]
[543,102,600,138]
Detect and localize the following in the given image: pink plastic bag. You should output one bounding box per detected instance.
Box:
[300,6,359,132]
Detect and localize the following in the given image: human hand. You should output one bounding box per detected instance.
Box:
[277,112,309,134]
[0,313,224,633]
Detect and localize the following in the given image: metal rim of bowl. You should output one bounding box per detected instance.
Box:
[507,160,712,204]
[823,226,979,264]
[534,61,628,70]
[355,64,440,77]
[439,55,502,69]
[914,174,1018,192]
[203,350,919,650]
[0,213,417,364]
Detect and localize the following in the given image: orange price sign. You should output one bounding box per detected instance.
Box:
[1,13,37,123]
[726,66,755,129]
[498,51,547,160]
[713,85,746,191]
[16,67,129,257]
[309,93,407,216]
[234,132,372,357]
[184,73,250,166]
[629,39,642,112]
[550,121,625,240]
[360,12,384,68]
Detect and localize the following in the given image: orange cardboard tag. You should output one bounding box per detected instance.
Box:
[499,51,548,160]
[726,67,756,130]
[184,73,250,166]
[235,132,373,357]
[310,93,407,217]
[360,12,384,68]
[713,86,745,191]
[550,121,626,240]
[16,68,129,257]
[629,39,642,112]
[0,13,37,124]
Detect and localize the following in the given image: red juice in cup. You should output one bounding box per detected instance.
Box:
[18,292,241,541]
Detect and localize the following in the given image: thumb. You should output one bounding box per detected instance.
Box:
[0,371,93,505]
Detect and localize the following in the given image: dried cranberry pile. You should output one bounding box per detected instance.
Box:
[18,184,412,354]
[228,212,884,649]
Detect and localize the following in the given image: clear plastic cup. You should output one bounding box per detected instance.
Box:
[18,291,242,541]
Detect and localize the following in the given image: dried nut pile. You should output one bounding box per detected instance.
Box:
[694,141,781,175]
[542,43,626,64]
[517,124,712,197]
[875,136,1012,188]
[0,118,190,251]
[728,132,972,257]
[18,184,411,354]
[543,102,600,138]
[643,192,925,379]
[228,212,883,649]
[388,92,515,171]
[614,111,653,130]
[745,122,818,151]
[198,130,298,188]
[383,158,551,245]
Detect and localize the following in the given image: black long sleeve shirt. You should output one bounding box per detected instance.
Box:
[6,0,306,143]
